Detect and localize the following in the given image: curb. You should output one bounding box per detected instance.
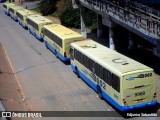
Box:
[0,37,30,111]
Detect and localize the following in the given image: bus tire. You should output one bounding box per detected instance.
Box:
[75,67,80,78]
[97,86,103,99]
[45,42,48,49]
[55,50,58,58]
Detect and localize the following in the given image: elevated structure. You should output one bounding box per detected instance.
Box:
[72,0,160,57]
[135,0,160,4]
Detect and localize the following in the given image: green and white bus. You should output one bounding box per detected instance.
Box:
[42,24,84,62]
[3,3,15,15]
[26,14,52,41]
[70,39,157,112]
[16,9,34,29]
[8,5,24,21]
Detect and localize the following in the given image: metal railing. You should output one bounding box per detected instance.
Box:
[80,0,160,40]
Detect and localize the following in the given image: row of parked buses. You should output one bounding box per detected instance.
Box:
[3,2,158,112]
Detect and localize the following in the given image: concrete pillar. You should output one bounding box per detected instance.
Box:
[153,40,160,57]
[80,6,87,38]
[102,16,116,50]
[128,32,135,50]
[97,14,102,38]
[72,0,78,9]
[109,27,115,50]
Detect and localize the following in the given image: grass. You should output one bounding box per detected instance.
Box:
[31,7,41,13]
[88,23,97,31]
[51,11,62,18]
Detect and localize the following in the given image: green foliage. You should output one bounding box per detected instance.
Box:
[39,0,58,16]
[32,7,40,12]
[85,10,96,27]
[60,5,96,29]
[60,6,80,28]
[51,11,62,18]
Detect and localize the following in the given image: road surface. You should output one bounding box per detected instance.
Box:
[0,3,159,120]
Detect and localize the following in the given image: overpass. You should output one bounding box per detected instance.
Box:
[134,0,160,4]
[72,0,160,57]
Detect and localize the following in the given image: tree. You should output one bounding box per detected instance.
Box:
[60,4,96,28]
[39,0,58,16]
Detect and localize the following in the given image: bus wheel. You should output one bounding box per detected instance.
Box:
[97,86,103,99]
[76,67,80,78]
[45,42,48,49]
[55,50,58,58]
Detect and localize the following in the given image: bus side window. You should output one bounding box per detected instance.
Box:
[35,23,38,30]
[76,50,80,62]
[80,53,84,64]
[74,49,77,60]
[95,63,100,77]
[86,57,89,69]
[112,74,120,92]
[70,48,74,60]
[92,61,95,73]
[108,71,112,86]
[83,55,87,67]
[99,65,103,79]
[103,68,108,84]
[103,68,112,86]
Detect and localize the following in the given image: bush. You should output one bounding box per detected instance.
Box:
[39,0,58,16]
[60,5,96,29]
[60,6,80,28]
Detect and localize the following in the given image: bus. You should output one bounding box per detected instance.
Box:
[16,9,34,29]
[26,14,52,41]
[42,24,84,62]
[70,39,157,112]
[3,3,15,15]
[9,5,24,21]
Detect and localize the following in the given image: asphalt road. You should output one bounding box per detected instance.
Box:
[0,3,159,120]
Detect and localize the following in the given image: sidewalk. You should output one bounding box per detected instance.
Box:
[0,40,32,119]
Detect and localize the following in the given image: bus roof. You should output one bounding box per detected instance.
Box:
[3,3,15,6]
[9,5,24,10]
[27,14,52,24]
[16,9,34,16]
[71,40,152,75]
[43,24,83,40]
